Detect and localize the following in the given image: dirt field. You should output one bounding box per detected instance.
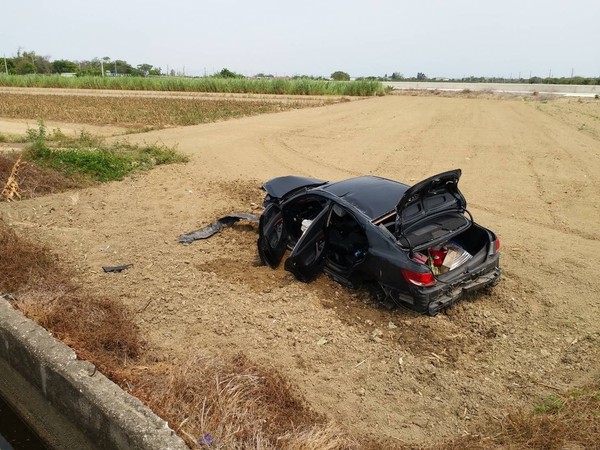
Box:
[1,93,599,445]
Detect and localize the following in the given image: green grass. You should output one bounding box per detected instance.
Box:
[534,395,565,414]
[0,74,386,96]
[25,121,187,182]
[0,132,28,143]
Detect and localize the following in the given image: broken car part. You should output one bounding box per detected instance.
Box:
[178,213,259,244]
[102,264,133,273]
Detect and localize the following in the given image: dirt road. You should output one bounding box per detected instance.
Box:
[2,94,599,444]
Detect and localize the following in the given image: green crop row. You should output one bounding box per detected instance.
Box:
[0,75,386,96]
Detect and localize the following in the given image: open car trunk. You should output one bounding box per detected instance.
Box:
[406,222,492,279]
[392,168,491,276]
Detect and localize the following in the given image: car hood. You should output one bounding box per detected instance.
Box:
[261,176,327,199]
[395,169,466,230]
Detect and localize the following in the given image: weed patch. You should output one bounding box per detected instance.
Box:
[534,395,565,414]
[0,132,28,143]
[29,145,135,182]
[27,141,186,182]
[1,122,187,200]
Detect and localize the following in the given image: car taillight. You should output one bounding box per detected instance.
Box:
[401,269,436,287]
[495,238,501,252]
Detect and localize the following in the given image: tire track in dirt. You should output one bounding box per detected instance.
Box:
[470,202,600,242]
[275,136,362,177]
[510,103,600,238]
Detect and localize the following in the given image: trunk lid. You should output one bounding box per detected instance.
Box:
[396,169,466,229]
[395,169,470,250]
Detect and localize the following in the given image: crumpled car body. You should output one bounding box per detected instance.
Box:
[257,170,500,315]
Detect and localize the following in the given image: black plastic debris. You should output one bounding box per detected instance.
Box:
[178,213,259,244]
[102,264,133,273]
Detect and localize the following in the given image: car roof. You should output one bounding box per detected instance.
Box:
[318,176,410,220]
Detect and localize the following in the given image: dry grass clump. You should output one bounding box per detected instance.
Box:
[492,383,600,449]
[0,152,78,199]
[0,154,22,201]
[134,353,357,449]
[0,217,58,293]
[0,219,141,378]
[425,379,600,450]
[278,423,359,450]
[17,288,141,379]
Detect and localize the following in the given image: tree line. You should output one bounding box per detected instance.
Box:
[2,49,599,85]
[2,49,162,77]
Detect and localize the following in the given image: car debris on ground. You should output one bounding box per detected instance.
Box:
[102,264,133,273]
[178,213,259,244]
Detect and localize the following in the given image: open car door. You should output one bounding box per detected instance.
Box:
[257,203,288,268]
[284,203,331,282]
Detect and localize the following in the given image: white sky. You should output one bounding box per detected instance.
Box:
[2,0,599,78]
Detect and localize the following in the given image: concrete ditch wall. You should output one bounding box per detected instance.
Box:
[0,298,188,450]
[384,81,600,97]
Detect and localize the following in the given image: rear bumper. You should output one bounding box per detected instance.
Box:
[387,255,501,315]
[424,266,500,315]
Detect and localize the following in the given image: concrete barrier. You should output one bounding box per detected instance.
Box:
[0,298,188,450]
[384,81,600,97]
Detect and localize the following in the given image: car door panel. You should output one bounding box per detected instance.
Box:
[257,203,288,268]
[284,204,331,282]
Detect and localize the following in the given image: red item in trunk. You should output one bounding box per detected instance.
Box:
[429,247,447,266]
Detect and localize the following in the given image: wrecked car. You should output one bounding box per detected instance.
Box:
[257,169,500,315]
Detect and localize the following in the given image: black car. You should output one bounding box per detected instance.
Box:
[257,169,501,315]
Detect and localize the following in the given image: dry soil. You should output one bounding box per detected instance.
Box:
[1,94,599,444]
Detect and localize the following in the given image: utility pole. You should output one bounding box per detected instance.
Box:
[115,61,117,76]
[100,60,104,77]
[571,67,574,78]
[3,54,8,75]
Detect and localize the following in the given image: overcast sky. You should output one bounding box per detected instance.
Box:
[2,0,598,78]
